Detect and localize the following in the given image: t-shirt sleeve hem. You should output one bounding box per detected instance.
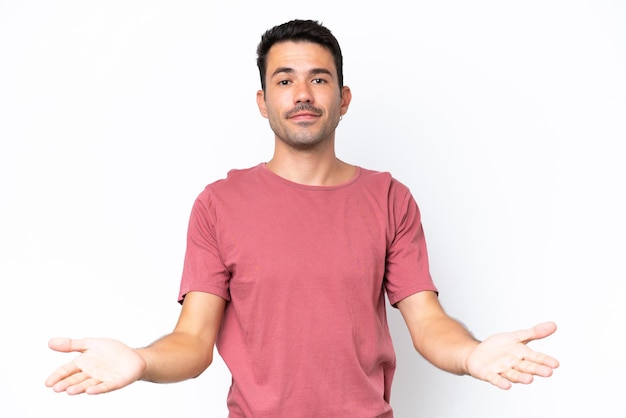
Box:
[388,285,439,308]
[178,284,230,304]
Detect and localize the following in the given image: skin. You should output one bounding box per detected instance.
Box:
[45,39,559,397]
[46,292,225,394]
[397,291,558,389]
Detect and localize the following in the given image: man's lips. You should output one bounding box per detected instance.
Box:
[289,112,319,120]
[286,104,323,120]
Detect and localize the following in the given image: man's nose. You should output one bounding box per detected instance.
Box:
[294,82,313,103]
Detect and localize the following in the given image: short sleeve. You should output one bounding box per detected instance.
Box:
[384,181,438,306]
[178,189,231,303]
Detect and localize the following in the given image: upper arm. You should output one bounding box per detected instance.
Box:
[174,291,226,348]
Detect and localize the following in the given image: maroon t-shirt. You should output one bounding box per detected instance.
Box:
[179,164,437,417]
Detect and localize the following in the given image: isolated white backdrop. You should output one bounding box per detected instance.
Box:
[1,1,625,417]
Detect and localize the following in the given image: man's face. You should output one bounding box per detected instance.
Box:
[257,41,351,150]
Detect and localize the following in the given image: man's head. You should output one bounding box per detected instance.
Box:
[255,20,351,152]
[256,20,344,93]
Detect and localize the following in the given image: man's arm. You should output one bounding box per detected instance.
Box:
[138,291,226,383]
[396,290,559,389]
[46,291,225,395]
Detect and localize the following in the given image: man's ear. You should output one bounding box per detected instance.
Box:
[256,90,268,118]
[340,86,352,117]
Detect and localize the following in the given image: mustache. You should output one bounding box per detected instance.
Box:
[285,103,323,118]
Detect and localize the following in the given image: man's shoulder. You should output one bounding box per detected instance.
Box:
[205,164,263,188]
[356,166,410,192]
[357,166,391,181]
[190,164,264,205]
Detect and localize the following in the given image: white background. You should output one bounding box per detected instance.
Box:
[1,1,625,417]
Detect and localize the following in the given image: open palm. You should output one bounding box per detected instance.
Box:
[45,337,146,395]
[466,322,559,390]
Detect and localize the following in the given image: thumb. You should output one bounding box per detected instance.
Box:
[48,337,88,353]
[515,321,557,344]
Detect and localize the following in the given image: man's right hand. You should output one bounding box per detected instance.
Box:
[45,337,146,395]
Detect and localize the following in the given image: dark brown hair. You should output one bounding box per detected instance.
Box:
[256,19,344,92]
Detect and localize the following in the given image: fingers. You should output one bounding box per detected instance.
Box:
[485,372,513,390]
[56,375,105,395]
[524,349,560,370]
[46,338,92,392]
[46,364,111,395]
[50,370,90,394]
[45,361,81,390]
[65,376,108,395]
[515,358,547,376]
[500,367,533,386]
[487,354,557,390]
[514,323,560,371]
[485,364,534,390]
[46,364,92,394]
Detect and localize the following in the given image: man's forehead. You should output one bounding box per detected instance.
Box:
[266,41,335,70]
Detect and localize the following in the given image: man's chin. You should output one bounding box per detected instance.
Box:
[278,135,327,151]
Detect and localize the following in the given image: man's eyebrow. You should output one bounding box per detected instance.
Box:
[271,67,294,77]
[270,67,333,78]
[309,68,333,77]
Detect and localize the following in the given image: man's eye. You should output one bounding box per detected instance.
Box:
[278,80,291,85]
[312,78,326,84]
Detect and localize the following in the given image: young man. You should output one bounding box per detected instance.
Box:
[46,19,559,417]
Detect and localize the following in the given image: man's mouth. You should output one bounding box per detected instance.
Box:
[286,104,323,120]
[290,112,319,121]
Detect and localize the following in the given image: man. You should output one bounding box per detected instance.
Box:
[46,19,559,417]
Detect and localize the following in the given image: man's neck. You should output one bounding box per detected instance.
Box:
[266,140,356,187]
